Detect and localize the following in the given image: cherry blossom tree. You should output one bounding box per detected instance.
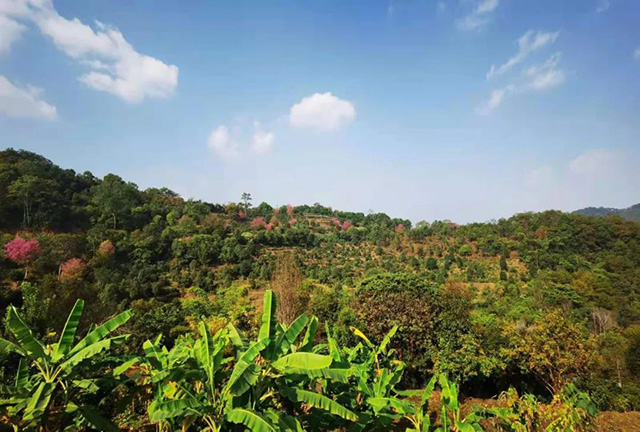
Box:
[4,237,41,278]
[342,220,352,231]
[286,204,294,218]
[60,258,86,280]
[251,217,266,228]
[288,218,297,227]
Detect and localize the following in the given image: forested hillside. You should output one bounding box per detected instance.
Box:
[1,148,640,431]
[573,204,640,222]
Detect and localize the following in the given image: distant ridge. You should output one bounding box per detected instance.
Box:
[573,203,640,222]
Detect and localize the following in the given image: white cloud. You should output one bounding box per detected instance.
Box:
[569,149,616,175]
[525,52,565,91]
[251,127,275,154]
[596,0,610,13]
[209,121,275,158]
[208,125,238,158]
[289,92,356,132]
[0,14,25,53]
[0,75,56,119]
[479,52,566,114]
[487,30,560,79]
[476,85,514,115]
[456,0,499,31]
[1,0,178,103]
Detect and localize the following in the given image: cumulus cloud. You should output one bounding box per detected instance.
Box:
[1,0,178,103]
[208,121,276,158]
[487,30,560,79]
[0,74,56,118]
[0,14,25,53]
[251,125,275,154]
[289,92,355,132]
[208,125,238,158]
[456,0,499,31]
[569,149,617,175]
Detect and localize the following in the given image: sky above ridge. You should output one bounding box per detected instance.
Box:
[1,0,639,223]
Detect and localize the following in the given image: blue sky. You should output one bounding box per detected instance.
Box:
[1,0,639,223]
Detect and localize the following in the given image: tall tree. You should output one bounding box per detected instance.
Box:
[241,192,252,212]
[90,174,139,229]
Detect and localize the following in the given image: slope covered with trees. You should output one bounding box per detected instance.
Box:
[1,148,640,430]
[573,204,640,222]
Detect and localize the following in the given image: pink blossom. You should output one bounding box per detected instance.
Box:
[265,223,273,231]
[251,217,266,228]
[288,218,297,227]
[342,220,352,231]
[238,210,246,220]
[60,258,85,280]
[286,204,294,217]
[332,218,341,228]
[4,237,40,266]
[395,224,405,232]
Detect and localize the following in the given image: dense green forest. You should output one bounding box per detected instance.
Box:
[1,148,640,431]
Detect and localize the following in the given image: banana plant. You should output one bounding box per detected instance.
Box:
[339,325,417,431]
[432,374,487,432]
[139,290,358,431]
[0,299,133,431]
[400,375,437,432]
[224,290,358,431]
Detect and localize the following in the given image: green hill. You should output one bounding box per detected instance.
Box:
[573,203,640,221]
[2,147,640,427]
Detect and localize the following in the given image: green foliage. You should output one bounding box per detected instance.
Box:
[0,300,132,430]
[1,150,640,429]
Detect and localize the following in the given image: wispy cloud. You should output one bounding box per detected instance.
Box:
[524,53,566,91]
[0,75,57,119]
[456,0,499,31]
[487,30,560,79]
[479,52,566,114]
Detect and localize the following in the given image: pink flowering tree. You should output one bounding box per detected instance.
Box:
[341,220,352,231]
[60,258,86,280]
[395,224,405,232]
[288,218,297,227]
[4,237,41,278]
[286,204,294,218]
[238,210,246,220]
[251,217,266,229]
[265,223,274,231]
[332,218,341,228]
